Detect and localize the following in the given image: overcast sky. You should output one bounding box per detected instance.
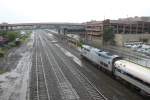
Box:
[0,0,150,23]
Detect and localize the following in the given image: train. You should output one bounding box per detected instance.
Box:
[80,45,150,96]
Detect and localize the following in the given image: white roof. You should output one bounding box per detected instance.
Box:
[115,60,150,84]
[82,45,120,59]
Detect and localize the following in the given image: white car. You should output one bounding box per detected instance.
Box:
[124,44,133,48]
[142,44,150,49]
[131,45,140,50]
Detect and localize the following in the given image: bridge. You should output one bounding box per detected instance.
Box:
[0,22,85,34]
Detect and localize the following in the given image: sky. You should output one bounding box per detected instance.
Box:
[0,0,150,23]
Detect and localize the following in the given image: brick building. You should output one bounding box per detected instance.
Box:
[103,17,150,34]
[85,21,103,36]
[85,21,103,46]
[85,17,150,46]
[103,17,150,46]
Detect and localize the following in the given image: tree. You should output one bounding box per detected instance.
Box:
[103,27,115,45]
[6,31,19,42]
[0,31,7,37]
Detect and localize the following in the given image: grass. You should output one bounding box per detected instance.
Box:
[0,69,6,74]
[0,48,5,57]
[0,31,32,58]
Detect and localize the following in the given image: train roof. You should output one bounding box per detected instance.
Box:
[116,60,150,71]
[82,45,91,49]
[82,45,120,59]
[82,45,102,52]
[115,60,150,84]
[97,51,119,59]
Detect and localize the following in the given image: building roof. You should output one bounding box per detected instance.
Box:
[119,16,150,22]
[85,21,103,26]
[104,16,150,24]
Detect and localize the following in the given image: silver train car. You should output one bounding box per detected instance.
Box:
[114,60,150,95]
[81,45,150,96]
[81,45,121,72]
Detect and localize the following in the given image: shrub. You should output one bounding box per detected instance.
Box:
[6,31,19,42]
[15,40,21,46]
[0,48,4,57]
[8,42,16,47]
[103,27,115,45]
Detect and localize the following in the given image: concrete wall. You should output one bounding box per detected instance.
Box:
[85,35,103,48]
[115,33,150,46]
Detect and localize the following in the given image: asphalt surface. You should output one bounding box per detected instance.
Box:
[30,30,147,100]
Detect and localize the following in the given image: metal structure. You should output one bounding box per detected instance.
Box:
[0,22,84,32]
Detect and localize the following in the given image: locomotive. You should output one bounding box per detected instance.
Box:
[81,45,150,96]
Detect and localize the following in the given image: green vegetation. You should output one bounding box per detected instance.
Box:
[0,69,6,74]
[103,27,115,45]
[6,31,19,41]
[0,30,31,57]
[20,31,31,43]
[0,48,4,57]
[0,31,7,37]
[77,40,84,48]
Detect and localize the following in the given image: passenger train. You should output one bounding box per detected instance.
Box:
[81,45,150,96]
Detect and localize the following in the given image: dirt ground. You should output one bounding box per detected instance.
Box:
[0,32,34,100]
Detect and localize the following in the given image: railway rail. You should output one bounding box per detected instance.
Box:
[41,32,108,100]
[30,33,50,100]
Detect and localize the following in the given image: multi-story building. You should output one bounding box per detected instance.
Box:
[85,21,103,46]
[85,21,103,36]
[103,17,150,46]
[85,17,150,46]
[103,17,150,34]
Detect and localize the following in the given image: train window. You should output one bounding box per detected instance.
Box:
[98,54,101,56]
[84,48,90,52]
[100,61,103,65]
[104,63,108,67]
[100,61,108,67]
[106,52,113,56]
[87,49,90,52]
[99,50,103,52]
[116,68,122,73]
[120,64,122,67]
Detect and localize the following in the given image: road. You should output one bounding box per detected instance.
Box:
[30,30,146,100]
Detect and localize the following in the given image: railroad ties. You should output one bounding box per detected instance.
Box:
[30,34,50,100]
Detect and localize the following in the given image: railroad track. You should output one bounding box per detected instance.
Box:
[42,32,107,100]
[38,33,80,100]
[30,33,50,100]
